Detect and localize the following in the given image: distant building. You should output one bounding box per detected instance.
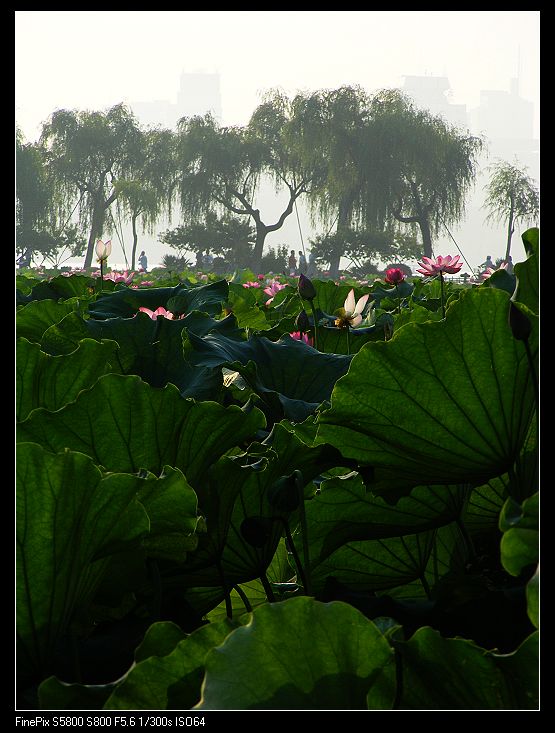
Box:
[469,78,538,178]
[402,75,468,128]
[131,70,222,129]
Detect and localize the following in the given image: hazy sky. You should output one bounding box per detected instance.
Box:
[15,10,539,140]
[15,11,540,269]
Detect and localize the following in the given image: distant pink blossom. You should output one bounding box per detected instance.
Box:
[263,279,286,304]
[242,281,261,288]
[416,255,463,276]
[137,306,184,320]
[290,331,314,346]
[103,270,135,285]
[385,268,406,285]
[257,274,265,280]
[479,262,509,281]
[138,280,154,286]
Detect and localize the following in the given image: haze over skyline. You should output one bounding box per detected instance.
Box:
[15,10,540,270]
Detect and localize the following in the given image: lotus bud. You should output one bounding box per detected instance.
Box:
[298,273,316,301]
[95,239,112,261]
[267,471,303,513]
[295,309,310,333]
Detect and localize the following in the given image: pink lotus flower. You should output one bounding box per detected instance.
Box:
[290,331,314,346]
[103,270,135,285]
[416,255,462,276]
[385,268,406,285]
[257,274,265,280]
[242,281,261,288]
[137,306,183,320]
[95,239,112,262]
[480,262,509,281]
[263,279,286,304]
[138,280,154,286]
[334,288,370,329]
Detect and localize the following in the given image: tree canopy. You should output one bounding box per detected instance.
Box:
[39,104,144,267]
[483,159,539,261]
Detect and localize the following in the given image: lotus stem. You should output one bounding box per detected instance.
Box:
[395,283,401,315]
[260,570,276,603]
[99,259,104,293]
[309,300,319,351]
[282,518,310,596]
[233,584,253,614]
[216,559,233,619]
[439,272,445,319]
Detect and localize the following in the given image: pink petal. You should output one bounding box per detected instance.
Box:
[351,313,362,327]
[354,293,370,316]
[344,289,356,315]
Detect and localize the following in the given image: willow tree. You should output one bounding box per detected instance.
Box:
[113,128,177,269]
[39,104,144,268]
[358,90,484,259]
[483,159,539,262]
[175,92,318,272]
[289,86,372,277]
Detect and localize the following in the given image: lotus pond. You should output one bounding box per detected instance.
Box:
[16,231,539,710]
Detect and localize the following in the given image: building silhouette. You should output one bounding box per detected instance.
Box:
[131,70,222,129]
[402,74,468,128]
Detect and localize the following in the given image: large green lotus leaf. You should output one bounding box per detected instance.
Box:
[16,274,41,295]
[38,678,118,710]
[40,310,227,400]
[196,597,396,710]
[521,227,538,257]
[395,627,538,709]
[462,475,508,533]
[176,456,290,588]
[23,274,101,303]
[226,286,272,330]
[16,298,87,344]
[317,323,383,354]
[499,492,538,576]
[316,287,537,495]
[393,302,443,331]
[88,279,228,319]
[204,540,293,622]
[104,619,239,710]
[136,466,199,562]
[39,311,91,355]
[17,374,266,489]
[309,528,437,595]
[381,521,467,601]
[514,246,538,315]
[16,337,118,421]
[184,331,352,422]
[526,567,539,628]
[178,420,351,588]
[300,472,468,570]
[134,621,188,663]
[16,443,150,682]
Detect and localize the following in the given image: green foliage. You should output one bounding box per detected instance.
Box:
[16,231,539,709]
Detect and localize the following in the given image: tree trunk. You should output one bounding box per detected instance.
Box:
[504,202,515,263]
[331,196,354,278]
[83,204,105,268]
[251,224,269,274]
[418,215,433,259]
[131,214,139,270]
